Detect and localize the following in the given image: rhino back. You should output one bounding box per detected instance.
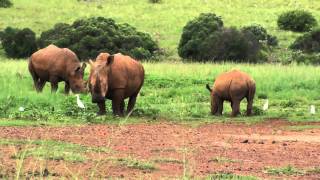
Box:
[30,45,80,80]
[214,70,251,99]
[109,55,144,97]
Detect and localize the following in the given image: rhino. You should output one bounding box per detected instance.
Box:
[28,45,86,94]
[206,69,256,117]
[88,53,145,116]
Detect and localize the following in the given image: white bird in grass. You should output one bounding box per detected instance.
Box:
[310,105,316,115]
[19,107,25,112]
[76,94,85,109]
[262,99,269,111]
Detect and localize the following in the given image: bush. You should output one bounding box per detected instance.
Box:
[292,51,320,65]
[242,24,278,46]
[178,13,223,60]
[178,13,264,62]
[290,28,320,53]
[0,27,37,58]
[0,0,12,8]
[149,0,161,3]
[203,27,262,62]
[277,10,317,32]
[38,17,159,60]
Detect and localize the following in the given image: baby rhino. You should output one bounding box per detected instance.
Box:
[206,70,256,117]
[29,45,87,94]
[88,53,144,116]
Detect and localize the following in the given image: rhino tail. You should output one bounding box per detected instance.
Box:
[247,80,256,101]
[206,84,212,92]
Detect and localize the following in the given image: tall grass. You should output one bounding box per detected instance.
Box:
[0,60,319,123]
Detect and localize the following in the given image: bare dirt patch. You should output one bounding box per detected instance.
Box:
[0,119,319,179]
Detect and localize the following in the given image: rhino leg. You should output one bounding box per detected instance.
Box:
[97,102,106,115]
[64,82,70,94]
[216,99,224,116]
[120,100,125,114]
[36,79,46,92]
[246,97,253,116]
[50,77,59,93]
[127,94,138,115]
[231,99,241,117]
[111,89,125,117]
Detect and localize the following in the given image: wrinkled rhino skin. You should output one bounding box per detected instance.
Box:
[206,70,256,117]
[28,45,86,94]
[89,53,145,116]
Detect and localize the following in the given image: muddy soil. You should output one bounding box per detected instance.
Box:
[0,119,319,179]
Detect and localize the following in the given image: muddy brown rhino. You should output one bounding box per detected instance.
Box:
[28,45,87,94]
[206,69,256,117]
[88,53,145,116]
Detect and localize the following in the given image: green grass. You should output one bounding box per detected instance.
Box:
[205,173,259,180]
[106,157,156,171]
[0,138,111,162]
[0,60,320,124]
[209,156,241,163]
[0,0,320,57]
[153,158,183,164]
[287,125,320,131]
[264,165,305,176]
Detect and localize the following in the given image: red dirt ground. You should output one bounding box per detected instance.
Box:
[0,119,320,179]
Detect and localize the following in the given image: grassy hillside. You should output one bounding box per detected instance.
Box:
[0,0,320,57]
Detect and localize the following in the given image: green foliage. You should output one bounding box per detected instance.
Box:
[292,52,320,65]
[206,173,258,180]
[242,24,278,46]
[38,17,159,60]
[108,157,156,171]
[0,27,37,58]
[0,139,110,162]
[149,0,161,3]
[178,13,223,60]
[277,10,317,32]
[290,28,320,53]
[264,165,305,176]
[0,0,12,8]
[1,60,320,123]
[178,13,263,62]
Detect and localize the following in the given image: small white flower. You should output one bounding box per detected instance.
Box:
[19,107,25,112]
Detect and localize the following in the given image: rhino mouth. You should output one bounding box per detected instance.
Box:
[92,94,105,103]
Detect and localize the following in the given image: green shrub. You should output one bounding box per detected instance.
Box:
[202,27,262,62]
[0,0,12,8]
[242,24,278,46]
[149,0,161,3]
[0,27,37,58]
[38,17,159,60]
[290,28,320,53]
[277,10,317,32]
[292,51,320,65]
[178,13,263,62]
[178,13,223,60]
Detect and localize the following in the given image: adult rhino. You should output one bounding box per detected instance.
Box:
[28,45,87,94]
[88,53,145,116]
[206,69,256,117]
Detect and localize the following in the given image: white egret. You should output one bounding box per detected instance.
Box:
[262,99,269,111]
[19,107,25,112]
[310,105,316,115]
[76,94,85,109]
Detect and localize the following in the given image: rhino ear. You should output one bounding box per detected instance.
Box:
[89,59,95,67]
[106,55,114,66]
